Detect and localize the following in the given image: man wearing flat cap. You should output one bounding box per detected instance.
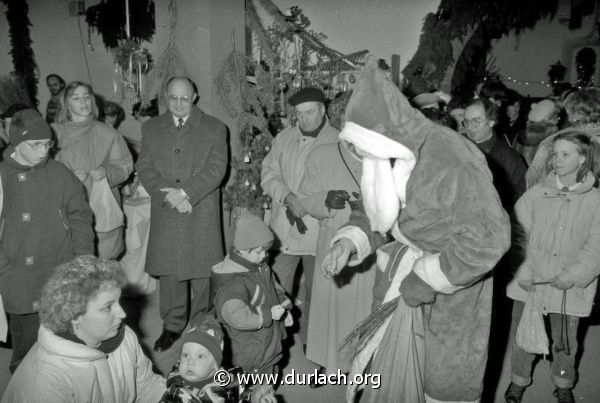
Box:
[0,109,94,373]
[261,87,338,349]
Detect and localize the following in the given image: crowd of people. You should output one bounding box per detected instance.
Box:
[0,53,599,403]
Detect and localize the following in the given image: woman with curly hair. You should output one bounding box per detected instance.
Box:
[1,256,166,403]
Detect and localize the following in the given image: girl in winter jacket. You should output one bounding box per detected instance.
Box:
[505,130,600,403]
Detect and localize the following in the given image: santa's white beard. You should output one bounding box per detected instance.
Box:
[339,121,416,234]
[361,157,400,233]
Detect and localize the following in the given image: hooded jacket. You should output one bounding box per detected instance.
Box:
[1,325,166,403]
[212,253,291,372]
[261,120,338,255]
[507,173,600,316]
[0,149,94,314]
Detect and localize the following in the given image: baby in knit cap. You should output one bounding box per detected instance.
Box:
[212,213,293,376]
[159,315,276,403]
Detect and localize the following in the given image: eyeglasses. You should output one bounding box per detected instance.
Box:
[462,117,486,128]
[26,141,54,151]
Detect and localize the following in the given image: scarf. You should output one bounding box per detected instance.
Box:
[299,115,327,138]
[339,122,416,234]
[56,324,125,354]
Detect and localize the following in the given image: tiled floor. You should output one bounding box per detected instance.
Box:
[1,289,599,402]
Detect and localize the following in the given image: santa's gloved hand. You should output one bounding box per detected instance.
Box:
[295,216,307,234]
[325,190,350,210]
[399,271,436,307]
[348,192,361,212]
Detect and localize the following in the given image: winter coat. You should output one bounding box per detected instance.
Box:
[1,325,166,403]
[53,119,134,204]
[475,134,527,213]
[261,120,338,255]
[136,108,228,279]
[212,254,291,372]
[507,173,600,317]
[0,150,94,314]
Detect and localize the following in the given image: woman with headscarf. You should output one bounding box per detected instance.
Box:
[52,81,133,260]
[1,255,166,402]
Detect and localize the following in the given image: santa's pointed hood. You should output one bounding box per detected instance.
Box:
[342,55,434,158]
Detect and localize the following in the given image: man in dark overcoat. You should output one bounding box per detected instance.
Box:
[136,76,228,352]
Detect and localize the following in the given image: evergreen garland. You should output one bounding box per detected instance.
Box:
[141,0,187,107]
[86,0,155,49]
[404,0,559,96]
[3,0,38,106]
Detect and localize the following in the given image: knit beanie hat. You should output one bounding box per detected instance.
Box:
[9,109,52,147]
[181,316,224,366]
[234,213,274,251]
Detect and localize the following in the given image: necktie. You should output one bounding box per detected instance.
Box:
[177,118,184,130]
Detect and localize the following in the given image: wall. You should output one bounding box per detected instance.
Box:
[491,13,598,98]
[270,0,440,70]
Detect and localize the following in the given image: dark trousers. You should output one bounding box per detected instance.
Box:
[271,253,315,345]
[8,312,40,373]
[510,300,580,388]
[159,276,211,333]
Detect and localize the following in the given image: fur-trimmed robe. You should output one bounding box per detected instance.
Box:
[333,56,511,402]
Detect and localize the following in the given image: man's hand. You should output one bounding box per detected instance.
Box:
[325,190,350,210]
[160,187,188,208]
[348,192,361,211]
[284,193,307,217]
[321,238,355,278]
[89,167,107,181]
[399,271,436,307]
[271,305,285,321]
[251,385,277,403]
[551,271,575,290]
[73,170,88,182]
[175,199,193,214]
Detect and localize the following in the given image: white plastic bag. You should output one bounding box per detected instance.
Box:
[516,289,549,355]
[89,178,124,232]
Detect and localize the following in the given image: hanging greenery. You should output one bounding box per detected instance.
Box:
[576,47,597,87]
[0,74,33,113]
[86,0,155,49]
[2,0,38,105]
[141,0,188,107]
[404,0,559,96]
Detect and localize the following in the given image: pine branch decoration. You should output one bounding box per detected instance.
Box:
[141,0,188,107]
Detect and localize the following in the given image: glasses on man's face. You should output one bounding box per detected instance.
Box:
[168,96,192,105]
[26,140,54,151]
[462,117,486,128]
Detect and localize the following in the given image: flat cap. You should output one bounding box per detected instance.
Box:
[288,87,326,106]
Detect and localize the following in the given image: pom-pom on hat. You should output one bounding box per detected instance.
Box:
[234,213,274,251]
[181,316,224,366]
[288,87,326,106]
[8,109,52,148]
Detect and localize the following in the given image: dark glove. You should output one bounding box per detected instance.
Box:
[295,216,307,234]
[399,271,436,307]
[285,206,296,226]
[348,192,361,212]
[325,190,350,210]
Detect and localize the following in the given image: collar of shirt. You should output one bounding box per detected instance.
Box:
[172,115,190,127]
[556,175,581,192]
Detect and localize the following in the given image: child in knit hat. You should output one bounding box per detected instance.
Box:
[160,315,277,403]
[212,213,293,376]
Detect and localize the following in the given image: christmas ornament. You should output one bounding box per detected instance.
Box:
[244,179,250,186]
[244,153,251,163]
